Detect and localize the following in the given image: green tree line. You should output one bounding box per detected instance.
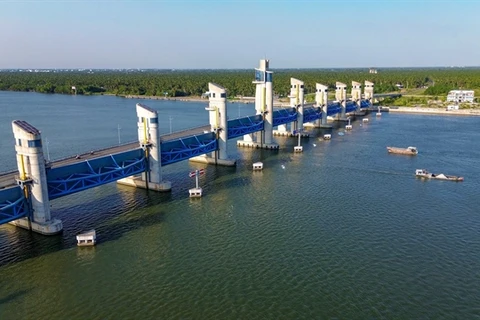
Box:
[1,68,480,98]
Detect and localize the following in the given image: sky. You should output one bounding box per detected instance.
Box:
[1,0,479,69]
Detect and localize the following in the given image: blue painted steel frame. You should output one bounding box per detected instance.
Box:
[227,115,264,139]
[327,103,342,116]
[47,151,146,200]
[273,108,297,126]
[0,187,27,225]
[346,101,357,113]
[360,100,370,109]
[161,132,218,166]
[303,107,322,123]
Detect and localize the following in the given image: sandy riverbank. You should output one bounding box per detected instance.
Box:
[388,107,480,116]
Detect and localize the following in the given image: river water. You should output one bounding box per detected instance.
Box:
[0,91,479,319]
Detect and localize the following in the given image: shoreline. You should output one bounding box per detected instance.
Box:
[387,106,480,116]
[122,94,289,106]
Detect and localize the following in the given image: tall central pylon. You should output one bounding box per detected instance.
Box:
[236,59,278,149]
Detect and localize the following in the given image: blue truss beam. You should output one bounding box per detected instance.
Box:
[346,101,357,113]
[303,107,322,123]
[273,108,297,126]
[360,100,370,109]
[327,103,342,116]
[47,155,146,200]
[0,187,28,225]
[227,115,264,139]
[161,133,218,166]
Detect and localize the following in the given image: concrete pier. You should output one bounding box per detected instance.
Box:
[10,120,63,235]
[191,83,236,166]
[335,82,349,121]
[316,83,332,128]
[118,103,172,191]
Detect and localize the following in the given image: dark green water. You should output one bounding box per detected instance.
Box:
[0,91,479,319]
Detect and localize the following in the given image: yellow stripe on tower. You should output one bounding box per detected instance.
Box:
[262,87,266,112]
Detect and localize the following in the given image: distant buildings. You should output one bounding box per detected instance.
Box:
[369,68,378,74]
[447,90,474,103]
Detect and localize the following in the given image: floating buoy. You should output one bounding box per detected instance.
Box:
[253,162,263,171]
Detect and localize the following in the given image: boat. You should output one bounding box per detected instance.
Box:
[387,146,418,155]
[415,169,464,181]
[76,230,97,246]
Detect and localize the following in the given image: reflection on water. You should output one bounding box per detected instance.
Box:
[0,92,479,319]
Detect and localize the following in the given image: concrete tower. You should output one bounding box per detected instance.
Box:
[352,81,362,111]
[364,81,375,106]
[10,120,63,235]
[335,82,348,120]
[289,78,305,133]
[315,83,331,128]
[237,59,278,149]
[118,103,171,191]
[192,83,236,165]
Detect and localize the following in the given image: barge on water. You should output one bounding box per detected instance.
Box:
[415,169,464,181]
[387,146,418,155]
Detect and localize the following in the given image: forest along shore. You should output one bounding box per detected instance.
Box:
[388,107,480,116]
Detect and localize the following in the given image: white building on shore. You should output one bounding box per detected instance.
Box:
[447,90,474,103]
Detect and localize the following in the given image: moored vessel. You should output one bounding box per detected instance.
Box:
[415,169,464,181]
[387,146,418,155]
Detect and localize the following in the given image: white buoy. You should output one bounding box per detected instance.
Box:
[323,134,331,140]
[281,164,286,169]
[345,118,352,130]
[313,143,317,147]
[253,162,263,171]
[294,130,303,152]
[189,188,202,198]
[362,118,369,123]
[188,169,205,198]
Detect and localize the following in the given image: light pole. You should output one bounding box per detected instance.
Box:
[117,124,121,145]
[45,138,50,161]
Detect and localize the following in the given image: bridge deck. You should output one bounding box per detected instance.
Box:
[0,125,212,189]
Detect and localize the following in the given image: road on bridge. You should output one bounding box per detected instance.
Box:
[0,125,211,189]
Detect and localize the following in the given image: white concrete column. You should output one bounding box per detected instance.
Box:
[136,103,162,184]
[11,120,62,235]
[365,81,375,106]
[208,83,228,160]
[315,83,329,127]
[352,81,362,111]
[118,103,171,190]
[290,78,304,133]
[336,82,347,119]
[264,71,274,144]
